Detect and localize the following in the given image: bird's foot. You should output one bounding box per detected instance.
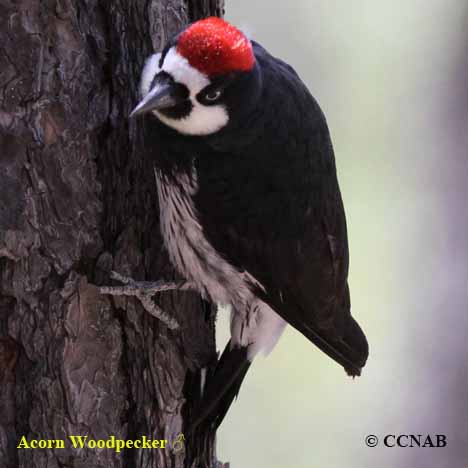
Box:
[100,270,193,330]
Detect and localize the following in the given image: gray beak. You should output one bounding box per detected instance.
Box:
[130,83,182,118]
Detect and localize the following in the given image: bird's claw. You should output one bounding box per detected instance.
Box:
[100,270,192,330]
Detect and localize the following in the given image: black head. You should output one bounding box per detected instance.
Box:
[131,17,262,136]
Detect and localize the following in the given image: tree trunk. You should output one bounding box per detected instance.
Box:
[0,1,225,467]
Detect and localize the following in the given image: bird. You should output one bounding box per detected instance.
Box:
[130,16,369,431]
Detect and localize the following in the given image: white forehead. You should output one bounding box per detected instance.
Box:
[140,47,209,98]
[139,47,228,136]
[140,53,161,97]
[163,48,211,95]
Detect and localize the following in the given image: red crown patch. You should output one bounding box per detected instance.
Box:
[177,17,255,77]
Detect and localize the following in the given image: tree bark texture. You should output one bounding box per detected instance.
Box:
[0,1,225,467]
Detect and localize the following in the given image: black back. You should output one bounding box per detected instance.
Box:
[153,42,369,375]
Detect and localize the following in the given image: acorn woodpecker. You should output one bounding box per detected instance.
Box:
[131,17,368,429]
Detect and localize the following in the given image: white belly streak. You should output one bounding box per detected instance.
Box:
[155,165,286,359]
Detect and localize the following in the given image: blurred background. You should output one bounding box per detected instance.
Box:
[216,1,468,467]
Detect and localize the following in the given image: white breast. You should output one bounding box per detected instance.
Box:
[155,165,257,309]
[155,165,286,358]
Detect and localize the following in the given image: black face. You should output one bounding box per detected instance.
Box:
[151,71,193,120]
[156,33,249,116]
[135,45,262,137]
[203,64,263,132]
[149,68,258,125]
[195,74,237,106]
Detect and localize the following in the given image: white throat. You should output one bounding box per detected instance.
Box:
[139,48,229,135]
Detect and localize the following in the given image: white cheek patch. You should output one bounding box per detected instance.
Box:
[139,48,229,136]
[154,101,229,136]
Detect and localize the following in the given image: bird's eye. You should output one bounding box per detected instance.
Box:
[205,90,222,101]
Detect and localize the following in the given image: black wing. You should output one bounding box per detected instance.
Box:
[194,44,368,376]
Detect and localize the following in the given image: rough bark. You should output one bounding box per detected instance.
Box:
[0,1,225,467]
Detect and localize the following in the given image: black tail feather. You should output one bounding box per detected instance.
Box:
[188,340,251,433]
[297,315,368,377]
